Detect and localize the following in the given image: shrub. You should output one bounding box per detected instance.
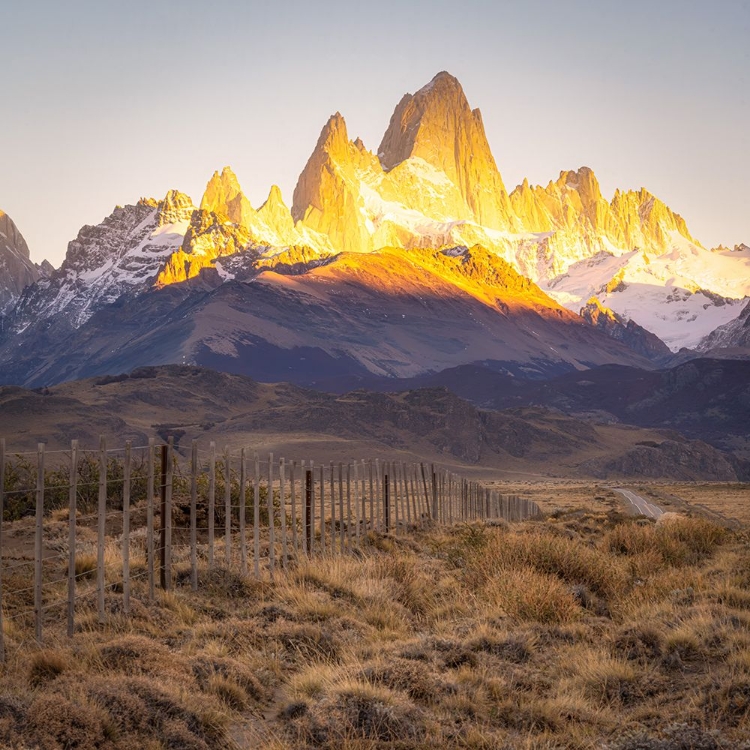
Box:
[29,650,69,688]
[470,528,628,600]
[488,567,581,624]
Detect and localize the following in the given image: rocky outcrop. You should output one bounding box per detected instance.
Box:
[696,300,750,353]
[580,297,671,360]
[0,210,38,313]
[581,439,738,481]
[9,191,194,330]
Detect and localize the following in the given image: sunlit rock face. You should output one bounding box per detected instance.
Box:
[200,167,254,227]
[0,210,38,313]
[378,71,516,231]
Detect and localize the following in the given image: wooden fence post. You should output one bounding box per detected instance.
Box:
[346,463,352,549]
[375,459,381,532]
[339,461,346,552]
[160,443,167,588]
[240,448,247,576]
[67,440,78,638]
[383,470,390,533]
[310,460,315,555]
[208,442,216,569]
[164,437,173,591]
[254,452,260,578]
[280,458,288,570]
[224,446,231,567]
[35,442,46,641]
[305,467,312,554]
[368,460,374,532]
[353,461,361,544]
[319,464,325,555]
[431,465,438,523]
[97,436,106,624]
[123,441,131,612]
[290,460,298,554]
[0,438,5,661]
[420,463,430,520]
[147,438,155,600]
[190,440,198,590]
[268,453,275,575]
[330,461,336,553]
[393,463,400,533]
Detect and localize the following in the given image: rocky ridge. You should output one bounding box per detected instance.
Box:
[4,70,748,371]
[0,210,40,314]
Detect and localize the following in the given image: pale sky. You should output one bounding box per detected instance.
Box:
[2,0,748,266]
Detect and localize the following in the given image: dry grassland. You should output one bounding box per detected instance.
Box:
[0,510,749,749]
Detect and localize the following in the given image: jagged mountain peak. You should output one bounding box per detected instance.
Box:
[315,112,350,160]
[200,167,253,226]
[377,72,514,230]
[261,184,286,210]
[158,190,195,226]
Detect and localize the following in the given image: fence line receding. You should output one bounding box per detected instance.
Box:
[0,436,541,658]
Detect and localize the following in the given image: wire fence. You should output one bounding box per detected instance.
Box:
[0,436,541,659]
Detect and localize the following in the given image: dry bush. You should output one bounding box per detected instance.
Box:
[568,650,648,707]
[26,693,113,750]
[612,624,664,664]
[96,635,185,679]
[363,657,446,704]
[192,655,270,704]
[28,649,70,688]
[285,679,425,745]
[485,567,582,624]
[468,528,629,601]
[272,622,340,664]
[74,553,98,579]
[469,629,537,663]
[605,517,726,568]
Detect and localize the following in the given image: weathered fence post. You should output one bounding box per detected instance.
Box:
[280,457,288,570]
[160,443,168,588]
[268,453,275,575]
[208,442,216,569]
[97,436,106,623]
[190,440,198,590]
[383,470,390,533]
[338,463,345,551]
[147,438,155,600]
[319,464,325,555]
[353,462,361,544]
[67,440,78,637]
[346,463,352,549]
[290,460,298,554]
[224,446,231,567]
[240,447,247,576]
[35,442,46,641]
[123,440,131,612]
[305,467,313,554]
[330,461,336,554]
[254,452,260,577]
[368,460,374,532]
[163,437,173,591]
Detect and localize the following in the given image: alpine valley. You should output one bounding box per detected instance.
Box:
[1,71,749,389]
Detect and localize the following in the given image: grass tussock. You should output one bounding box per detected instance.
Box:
[0,510,747,748]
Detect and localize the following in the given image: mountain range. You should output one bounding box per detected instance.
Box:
[1,71,748,388]
[0,364,741,481]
